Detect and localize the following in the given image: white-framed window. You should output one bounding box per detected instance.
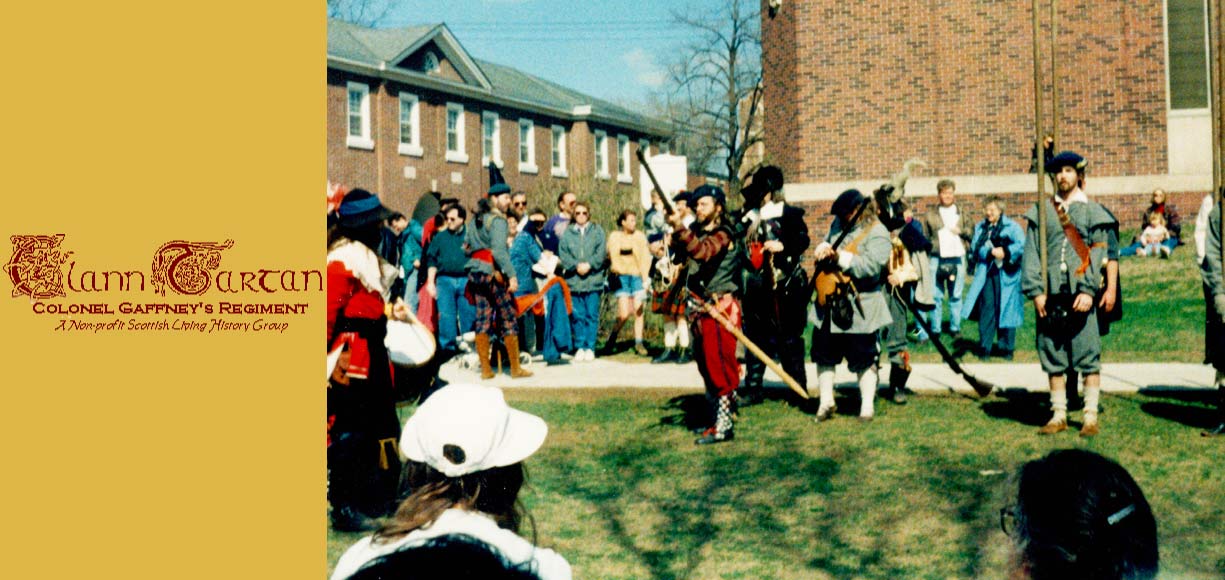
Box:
[345,82,373,150]
[445,102,467,163]
[397,93,422,157]
[594,130,609,179]
[518,119,537,174]
[617,134,632,183]
[551,125,567,177]
[482,111,502,167]
[659,140,670,155]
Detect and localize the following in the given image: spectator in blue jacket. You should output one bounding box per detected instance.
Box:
[961,196,1025,359]
[510,208,549,357]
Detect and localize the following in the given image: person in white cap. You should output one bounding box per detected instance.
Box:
[330,383,571,580]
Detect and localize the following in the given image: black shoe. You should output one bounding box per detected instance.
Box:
[738,387,764,406]
[331,506,379,532]
[695,430,734,445]
[545,358,570,366]
[1203,422,1225,437]
[891,388,908,405]
[674,350,692,364]
[652,349,676,364]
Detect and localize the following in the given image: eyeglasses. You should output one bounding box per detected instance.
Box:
[513,201,527,207]
[574,211,589,216]
[1000,506,1018,537]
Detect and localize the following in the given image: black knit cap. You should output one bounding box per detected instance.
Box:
[337,188,396,228]
[690,184,726,207]
[1045,150,1087,174]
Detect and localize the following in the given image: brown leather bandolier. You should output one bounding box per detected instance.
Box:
[1050,197,1104,276]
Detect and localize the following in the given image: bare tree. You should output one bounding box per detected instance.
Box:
[665,0,763,194]
[326,0,394,27]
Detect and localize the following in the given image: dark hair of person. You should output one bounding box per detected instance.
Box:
[528,207,547,220]
[1013,449,1158,580]
[388,212,406,222]
[447,205,468,220]
[983,196,1006,214]
[374,461,532,544]
[327,220,383,253]
[440,197,460,210]
[473,197,495,229]
[348,534,542,580]
[936,178,956,193]
[556,191,573,206]
[616,209,637,227]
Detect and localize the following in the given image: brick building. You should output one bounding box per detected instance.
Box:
[327,19,671,214]
[761,0,1221,234]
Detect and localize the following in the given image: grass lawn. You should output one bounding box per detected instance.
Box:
[329,388,1225,579]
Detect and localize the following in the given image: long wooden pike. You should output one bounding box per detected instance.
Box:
[686,289,809,400]
[636,148,676,215]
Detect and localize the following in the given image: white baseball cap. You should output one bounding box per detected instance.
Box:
[399,383,548,478]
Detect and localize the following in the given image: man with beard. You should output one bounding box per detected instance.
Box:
[669,185,742,445]
[734,165,809,405]
[1021,151,1115,437]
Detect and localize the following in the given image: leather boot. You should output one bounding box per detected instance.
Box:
[505,334,533,378]
[889,366,910,405]
[474,333,495,379]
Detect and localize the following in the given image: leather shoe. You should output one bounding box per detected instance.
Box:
[694,431,734,445]
[651,350,675,364]
[814,405,837,423]
[1079,421,1100,437]
[891,388,907,405]
[1038,418,1068,435]
[1202,422,1225,437]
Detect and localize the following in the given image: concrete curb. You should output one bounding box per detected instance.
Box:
[438,359,1216,395]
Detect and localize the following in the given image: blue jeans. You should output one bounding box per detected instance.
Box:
[1122,237,1177,256]
[542,283,572,361]
[571,291,602,351]
[923,255,966,337]
[403,269,419,311]
[435,274,474,350]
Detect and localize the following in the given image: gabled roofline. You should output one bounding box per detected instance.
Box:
[386,24,491,90]
[328,56,671,138]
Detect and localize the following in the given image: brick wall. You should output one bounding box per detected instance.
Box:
[763,0,1169,184]
[327,69,656,217]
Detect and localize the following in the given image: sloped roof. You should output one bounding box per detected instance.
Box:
[327,19,670,137]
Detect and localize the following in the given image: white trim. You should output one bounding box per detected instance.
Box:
[445,102,466,162]
[385,24,492,90]
[482,111,501,166]
[398,92,423,157]
[518,118,536,173]
[345,81,372,150]
[782,173,1215,202]
[550,124,567,176]
[638,138,650,159]
[594,130,608,179]
[617,134,631,181]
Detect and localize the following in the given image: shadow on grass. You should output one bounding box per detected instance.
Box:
[979,389,1051,427]
[1139,402,1219,430]
[557,438,840,580]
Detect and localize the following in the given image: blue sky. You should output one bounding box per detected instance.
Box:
[374,0,727,106]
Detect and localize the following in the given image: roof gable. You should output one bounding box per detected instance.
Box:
[327,19,490,90]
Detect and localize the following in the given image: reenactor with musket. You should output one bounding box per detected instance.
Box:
[810,189,893,423]
[734,165,810,405]
[668,185,743,445]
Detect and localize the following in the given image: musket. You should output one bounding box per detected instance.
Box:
[686,289,809,400]
[896,287,996,397]
[637,148,676,215]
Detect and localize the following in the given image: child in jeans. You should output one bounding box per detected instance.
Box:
[1137,212,1170,258]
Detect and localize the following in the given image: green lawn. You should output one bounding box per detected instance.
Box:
[329,389,1225,579]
